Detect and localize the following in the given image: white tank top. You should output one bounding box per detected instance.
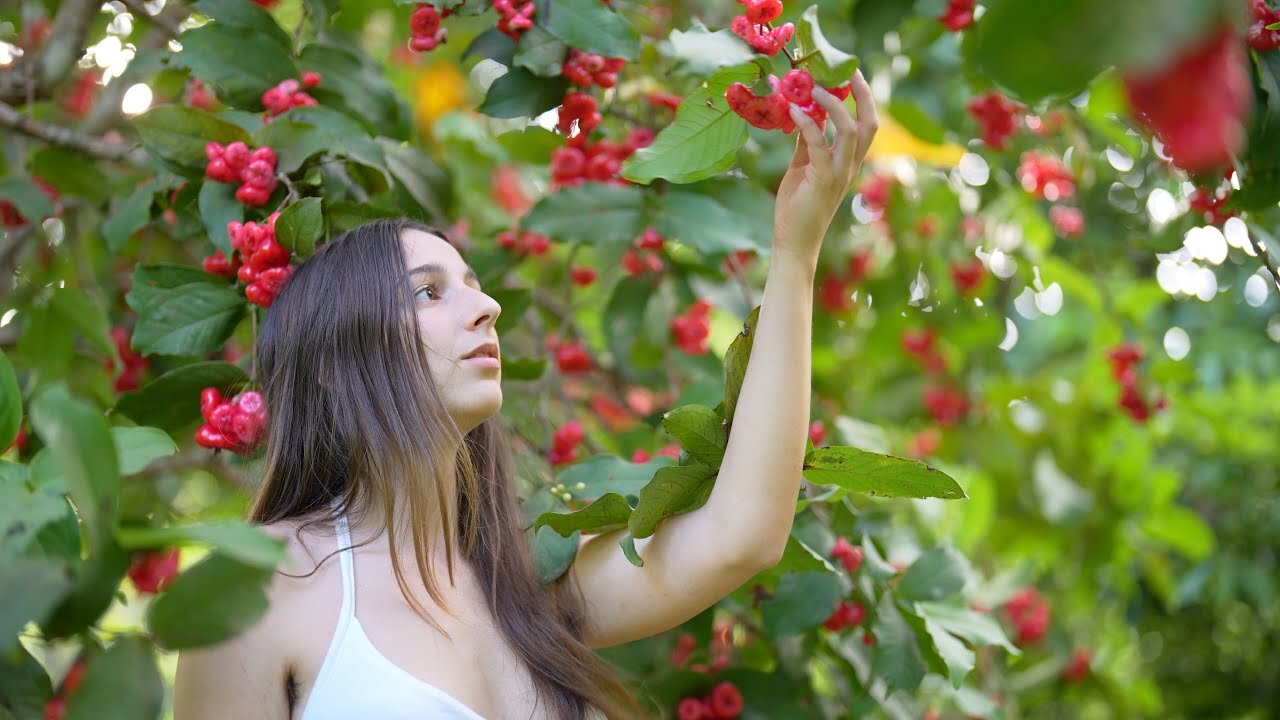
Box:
[299,512,488,720]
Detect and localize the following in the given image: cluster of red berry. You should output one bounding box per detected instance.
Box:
[261,72,321,120]
[949,257,986,295]
[562,49,626,88]
[219,215,295,308]
[729,0,793,56]
[938,0,976,32]
[830,536,864,573]
[1004,587,1050,645]
[901,327,946,375]
[42,659,87,720]
[186,78,218,111]
[675,681,744,720]
[205,141,279,207]
[409,2,458,52]
[1106,343,1167,423]
[550,129,654,187]
[568,265,598,287]
[1062,647,1091,683]
[1049,205,1085,237]
[195,387,268,454]
[549,419,585,466]
[630,444,682,463]
[726,70,851,133]
[967,90,1022,150]
[1016,151,1075,201]
[1123,28,1251,174]
[670,299,713,355]
[923,385,969,426]
[62,68,100,118]
[621,227,666,277]
[490,165,532,216]
[817,250,872,313]
[904,427,942,458]
[669,620,735,674]
[0,176,59,228]
[858,173,893,219]
[107,326,149,393]
[1188,170,1237,225]
[497,228,552,256]
[127,547,181,594]
[494,0,535,41]
[1251,0,1280,51]
[822,538,868,630]
[549,336,593,374]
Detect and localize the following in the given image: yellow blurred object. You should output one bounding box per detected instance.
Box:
[863,112,966,167]
[415,62,468,131]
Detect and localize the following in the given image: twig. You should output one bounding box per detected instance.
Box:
[1248,233,1280,293]
[0,99,146,164]
[0,0,101,104]
[135,447,259,492]
[117,0,183,38]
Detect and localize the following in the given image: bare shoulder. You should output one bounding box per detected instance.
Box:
[173,517,334,720]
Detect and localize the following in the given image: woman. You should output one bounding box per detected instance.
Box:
[173,73,877,720]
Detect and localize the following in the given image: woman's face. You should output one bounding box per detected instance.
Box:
[401,228,503,433]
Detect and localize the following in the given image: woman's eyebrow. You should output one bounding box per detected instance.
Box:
[407,262,480,284]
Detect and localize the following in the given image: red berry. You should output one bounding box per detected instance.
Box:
[949,258,986,295]
[708,681,744,718]
[127,547,181,594]
[923,385,969,426]
[569,266,597,287]
[1063,648,1091,683]
[744,0,783,24]
[61,660,87,695]
[808,420,825,447]
[779,69,815,105]
[939,0,976,31]
[301,71,322,88]
[43,697,66,720]
[554,341,593,374]
[1017,151,1075,201]
[1049,205,1085,237]
[967,91,1022,150]
[676,698,707,720]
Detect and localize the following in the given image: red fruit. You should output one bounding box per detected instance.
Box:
[231,411,262,446]
[778,69,815,105]
[846,250,872,282]
[202,250,240,279]
[939,0,976,31]
[301,71,322,88]
[235,184,271,207]
[862,632,875,646]
[250,239,290,269]
[708,681,744,718]
[127,547,181,594]
[1063,648,1091,683]
[555,341,593,374]
[1017,151,1075,200]
[923,385,969,426]
[831,537,864,573]
[1250,0,1280,51]
[235,390,265,416]
[195,424,228,449]
[967,91,1022,150]
[205,158,236,183]
[552,420,585,452]
[636,227,665,250]
[200,388,223,421]
[825,84,852,101]
[647,91,683,111]
[905,427,942,457]
[744,0,783,24]
[900,327,936,359]
[1049,205,1084,237]
[61,660,87,695]
[43,697,66,720]
[631,449,651,463]
[569,266,597,287]
[818,272,852,313]
[949,258,986,295]
[1123,27,1251,174]
[669,632,697,667]
[223,142,251,171]
[676,698,708,720]
[858,174,893,215]
[808,420,825,447]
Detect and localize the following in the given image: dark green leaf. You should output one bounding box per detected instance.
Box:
[522,183,648,245]
[113,362,248,433]
[194,0,293,43]
[30,148,110,203]
[500,356,547,381]
[111,427,178,476]
[661,404,726,468]
[495,127,564,164]
[132,106,250,172]
[378,139,451,220]
[803,447,967,499]
[28,385,119,543]
[116,520,286,569]
[794,5,860,87]
[535,492,633,536]
[48,288,113,358]
[16,304,72,384]
[254,105,386,173]
[299,42,411,139]
[176,22,297,108]
[760,570,842,637]
[147,552,274,650]
[42,538,130,639]
[478,68,570,119]
[629,464,718,539]
[898,546,968,602]
[618,533,644,567]
[132,283,247,357]
[463,27,518,65]
[102,181,157,252]
[0,176,55,223]
[530,526,578,584]
[604,276,663,373]
[64,635,164,720]
[275,197,324,257]
[126,264,217,312]
[0,643,53,719]
[723,305,760,430]
[513,25,568,77]
[555,454,674,500]
[198,181,243,256]
[0,559,72,654]
[541,0,641,60]
[0,350,19,450]
[871,593,927,691]
[487,287,532,334]
[652,191,762,255]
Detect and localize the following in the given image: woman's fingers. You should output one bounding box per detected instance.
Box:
[789,105,831,176]
[848,71,879,167]
[810,86,857,174]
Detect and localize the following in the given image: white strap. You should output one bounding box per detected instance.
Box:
[334,514,356,617]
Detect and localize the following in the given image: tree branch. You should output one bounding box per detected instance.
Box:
[0,0,101,105]
[1248,232,1280,294]
[117,0,184,39]
[0,99,147,164]
[81,2,192,135]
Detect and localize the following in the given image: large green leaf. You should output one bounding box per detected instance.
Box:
[275,197,324,257]
[604,276,663,373]
[64,635,164,720]
[175,22,297,108]
[113,362,248,433]
[0,643,53,719]
[555,454,675,500]
[132,106,250,172]
[922,616,975,689]
[102,181,158,253]
[662,22,757,75]
[198,180,243,257]
[915,601,1019,654]
[194,0,294,44]
[661,405,726,468]
[477,68,571,119]
[147,552,274,650]
[871,594,927,692]
[794,5,861,87]
[541,0,641,61]
[803,447,966,499]
[378,139,451,221]
[0,350,19,450]
[1141,504,1215,561]
[299,41,411,140]
[126,264,217,312]
[1232,52,1280,210]
[628,464,718,539]
[112,427,178,475]
[530,525,579,584]
[522,183,649,245]
[486,287,532,334]
[48,288,114,359]
[723,305,761,430]
[116,520,286,570]
[30,148,110,204]
[0,479,68,560]
[42,538,131,639]
[132,283,247,357]
[28,385,119,543]
[253,106,387,173]
[760,570,843,637]
[0,558,72,654]
[535,492,633,536]
[898,546,968,602]
[513,25,569,77]
[651,191,763,255]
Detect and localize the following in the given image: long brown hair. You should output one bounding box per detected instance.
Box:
[246,218,643,720]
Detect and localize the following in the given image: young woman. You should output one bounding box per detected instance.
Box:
[172,73,877,720]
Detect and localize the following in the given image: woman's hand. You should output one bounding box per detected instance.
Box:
[772,70,878,266]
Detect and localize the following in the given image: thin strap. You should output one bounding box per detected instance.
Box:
[333,514,356,618]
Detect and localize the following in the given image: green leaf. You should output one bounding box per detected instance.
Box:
[871,593,927,692]
[555,454,675,500]
[378,139,451,220]
[723,305,761,430]
[116,521,286,570]
[662,22,757,75]
[147,552,274,650]
[254,105,387,173]
[42,538,131,639]
[1233,52,1280,210]
[760,570,842,637]
[486,287,532,334]
[102,181,157,252]
[0,558,73,655]
[803,447,966,499]
[478,68,571,119]
[0,350,20,451]
[500,356,547,381]
[0,176,55,222]
[126,264,216,312]
[629,464,718,539]
[652,191,762,255]
[886,99,946,145]
[751,534,837,586]
[513,24,568,77]
[915,601,1019,654]
[463,27,518,65]
[299,41,411,139]
[522,183,649,245]
[194,0,294,42]
[860,534,898,581]
[661,405,726,468]
[0,643,54,718]
[1142,504,1215,561]
[0,476,68,560]
[112,427,178,475]
[541,0,641,61]
[618,533,644,567]
[48,288,114,358]
[198,180,243,256]
[64,635,164,720]
[16,304,72,384]
[28,385,119,543]
[113,362,248,433]
[604,276,663,373]
[922,617,974,689]
[899,546,968,602]
[132,105,250,172]
[275,197,324,257]
[794,5,860,87]
[30,148,110,203]
[972,0,1220,102]
[495,127,564,165]
[176,22,297,108]
[535,492,633,536]
[530,525,579,583]
[132,283,247,357]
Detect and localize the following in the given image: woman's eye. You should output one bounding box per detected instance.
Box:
[414,285,438,302]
